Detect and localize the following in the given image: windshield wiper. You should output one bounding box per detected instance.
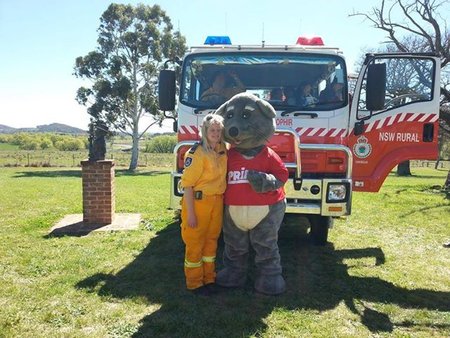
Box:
[281,108,318,118]
[294,112,318,118]
[194,108,213,114]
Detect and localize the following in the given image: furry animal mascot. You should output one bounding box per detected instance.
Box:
[215,92,288,295]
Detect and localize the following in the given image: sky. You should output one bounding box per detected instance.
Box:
[0,0,428,132]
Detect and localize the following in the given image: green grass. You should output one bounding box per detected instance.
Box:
[0,166,449,337]
[0,143,19,151]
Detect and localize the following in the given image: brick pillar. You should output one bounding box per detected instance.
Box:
[81,160,115,224]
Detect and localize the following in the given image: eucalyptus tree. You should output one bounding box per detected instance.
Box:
[74,3,186,170]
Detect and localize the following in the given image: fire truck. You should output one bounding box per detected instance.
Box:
[158,36,441,245]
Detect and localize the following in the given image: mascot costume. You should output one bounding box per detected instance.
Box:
[215,92,288,295]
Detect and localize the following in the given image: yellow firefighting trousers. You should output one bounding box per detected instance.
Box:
[181,194,223,290]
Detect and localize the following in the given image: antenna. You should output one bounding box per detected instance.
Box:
[225,12,228,34]
[262,22,265,47]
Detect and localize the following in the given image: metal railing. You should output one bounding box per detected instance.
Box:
[172,129,353,179]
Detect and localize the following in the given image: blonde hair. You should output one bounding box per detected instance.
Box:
[200,114,224,152]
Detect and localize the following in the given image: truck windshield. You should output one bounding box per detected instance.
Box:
[180,52,347,110]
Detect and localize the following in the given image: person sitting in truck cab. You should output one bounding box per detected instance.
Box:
[269,87,284,102]
[201,70,245,104]
[283,86,296,105]
[296,82,318,107]
[319,78,344,103]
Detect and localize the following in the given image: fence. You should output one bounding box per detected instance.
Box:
[0,150,172,169]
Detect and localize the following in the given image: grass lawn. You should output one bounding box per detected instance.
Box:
[0,166,449,337]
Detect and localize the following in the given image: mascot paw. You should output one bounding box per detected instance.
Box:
[247,170,266,193]
[247,170,283,193]
[216,268,247,288]
[254,274,286,295]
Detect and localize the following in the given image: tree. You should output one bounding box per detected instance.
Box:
[74,3,186,170]
[351,0,450,177]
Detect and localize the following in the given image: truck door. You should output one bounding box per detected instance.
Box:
[349,54,441,192]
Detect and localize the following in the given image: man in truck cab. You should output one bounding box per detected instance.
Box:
[201,70,245,105]
[319,78,344,103]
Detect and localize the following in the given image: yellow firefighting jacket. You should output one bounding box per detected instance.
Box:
[180,142,227,195]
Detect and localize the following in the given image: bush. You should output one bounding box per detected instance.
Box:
[2,133,87,151]
[0,134,13,143]
[40,138,53,150]
[20,140,40,150]
[144,135,177,153]
[54,138,85,151]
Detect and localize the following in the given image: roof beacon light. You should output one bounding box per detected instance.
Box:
[204,36,232,45]
[296,36,324,46]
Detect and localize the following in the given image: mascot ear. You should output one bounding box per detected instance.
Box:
[214,100,228,117]
[255,99,276,119]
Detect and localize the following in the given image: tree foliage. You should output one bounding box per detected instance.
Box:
[74,3,186,170]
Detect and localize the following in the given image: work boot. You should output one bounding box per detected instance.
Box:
[254,274,286,296]
[191,285,210,296]
[205,283,220,294]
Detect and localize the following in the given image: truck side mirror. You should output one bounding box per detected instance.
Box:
[159,70,176,111]
[366,63,386,111]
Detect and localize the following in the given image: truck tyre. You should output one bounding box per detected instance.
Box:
[309,215,332,246]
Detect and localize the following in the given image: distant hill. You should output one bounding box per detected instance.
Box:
[0,123,86,134]
[0,125,17,133]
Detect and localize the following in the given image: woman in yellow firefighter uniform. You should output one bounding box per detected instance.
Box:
[180,114,227,295]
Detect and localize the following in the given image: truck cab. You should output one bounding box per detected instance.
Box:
[159,36,441,245]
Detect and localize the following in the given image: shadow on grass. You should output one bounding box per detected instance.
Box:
[115,170,170,177]
[76,220,450,337]
[14,170,82,178]
[44,221,107,238]
[400,203,449,217]
[13,169,169,178]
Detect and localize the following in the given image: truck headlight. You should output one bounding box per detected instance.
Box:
[326,183,349,202]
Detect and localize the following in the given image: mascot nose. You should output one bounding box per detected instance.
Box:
[228,127,239,137]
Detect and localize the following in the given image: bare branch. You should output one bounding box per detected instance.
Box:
[110,120,132,136]
[138,120,159,139]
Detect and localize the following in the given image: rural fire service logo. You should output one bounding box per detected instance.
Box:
[353,136,372,159]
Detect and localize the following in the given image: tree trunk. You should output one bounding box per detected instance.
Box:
[397,160,411,176]
[435,159,440,169]
[129,62,140,172]
[445,170,450,189]
[129,125,139,171]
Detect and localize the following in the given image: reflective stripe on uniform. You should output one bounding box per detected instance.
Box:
[184,259,202,268]
[202,256,216,263]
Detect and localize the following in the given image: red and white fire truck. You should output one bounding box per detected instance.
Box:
[158,36,441,244]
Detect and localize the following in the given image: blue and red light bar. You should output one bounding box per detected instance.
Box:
[204,36,232,45]
[296,36,324,46]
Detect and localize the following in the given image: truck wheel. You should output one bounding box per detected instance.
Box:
[309,215,332,246]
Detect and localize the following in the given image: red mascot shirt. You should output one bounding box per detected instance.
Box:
[225,146,289,206]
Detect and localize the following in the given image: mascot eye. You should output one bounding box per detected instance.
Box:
[227,112,234,119]
[242,111,251,119]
